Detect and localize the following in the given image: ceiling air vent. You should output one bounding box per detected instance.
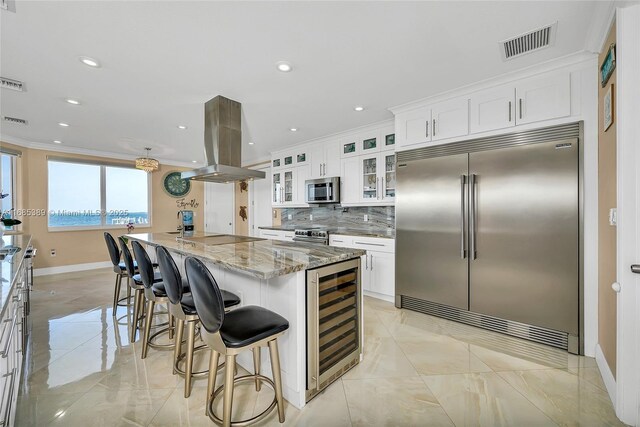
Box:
[500,22,557,61]
[3,116,28,125]
[0,77,24,92]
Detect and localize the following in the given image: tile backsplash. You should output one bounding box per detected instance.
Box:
[280,205,395,232]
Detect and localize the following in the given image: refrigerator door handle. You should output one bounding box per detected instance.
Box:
[460,175,467,259]
[470,174,477,259]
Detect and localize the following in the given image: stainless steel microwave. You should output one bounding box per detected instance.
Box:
[305,177,340,204]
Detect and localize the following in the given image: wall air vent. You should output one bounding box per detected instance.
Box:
[0,77,24,92]
[3,116,28,125]
[500,22,557,61]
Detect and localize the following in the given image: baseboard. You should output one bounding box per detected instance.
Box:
[595,343,616,405]
[34,261,112,277]
[363,290,395,303]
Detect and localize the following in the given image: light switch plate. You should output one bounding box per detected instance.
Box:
[309,214,313,220]
[288,214,292,220]
[364,214,369,222]
[609,208,617,226]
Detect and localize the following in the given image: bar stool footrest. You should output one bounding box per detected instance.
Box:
[174,344,210,378]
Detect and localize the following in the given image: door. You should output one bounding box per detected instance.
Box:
[469,85,516,134]
[310,145,325,179]
[341,156,360,204]
[296,165,311,204]
[515,70,571,125]
[382,152,396,202]
[249,167,272,237]
[272,171,282,205]
[361,155,378,201]
[398,107,431,147]
[205,182,234,234]
[324,141,341,177]
[431,97,469,141]
[396,153,469,309]
[283,169,294,204]
[469,139,579,334]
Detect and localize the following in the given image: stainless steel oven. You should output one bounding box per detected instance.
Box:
[304,177,340,204]
[292,229,329,245]
[306,258,361,402]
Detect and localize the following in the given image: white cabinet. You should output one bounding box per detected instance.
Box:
[395,106,431,148]
[329,235,395,300]
[271,165,310,207]
[515,70,570,125]
[258,229,295,242]
[470,85,516,133]
[469,71,571,133]
[310,141,340,179]
[358,151,396,204]
[340,156,361,205]
[431,97,469,141]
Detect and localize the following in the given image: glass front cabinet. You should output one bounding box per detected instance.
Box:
[272,171,283,205]
[359,151,395,203]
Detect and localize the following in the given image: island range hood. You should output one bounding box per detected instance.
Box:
[181,96,265,183]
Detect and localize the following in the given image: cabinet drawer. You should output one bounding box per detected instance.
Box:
[346,236,395,253]
[329,235,353,247]
[259,230,283,239]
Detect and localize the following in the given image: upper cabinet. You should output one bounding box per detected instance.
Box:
[515,70,570,125]
[310,141,340,179]
[395,68,572,150]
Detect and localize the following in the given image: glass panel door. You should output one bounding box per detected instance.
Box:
[284,170,293,202]
[384,153,396,199]
[273,172,281,203]
[362,157,377,200]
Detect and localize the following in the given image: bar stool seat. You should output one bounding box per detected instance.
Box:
[219,306,288,348]
[151,280,190,297]
[181,291,241,316]
[133,271,162,286]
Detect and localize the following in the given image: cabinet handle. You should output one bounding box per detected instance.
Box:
[508,101,512,122]
[323,163,326,176]
[519,98,523,119]
[425,121,429,138]
[381,177,385,199]
[354,241,386,247]
[319,164,322,176]
[365,253,368,270]
[1,368,16,427]
[1,311,18,358]
[370,254,373,271]
[432,119,436,137]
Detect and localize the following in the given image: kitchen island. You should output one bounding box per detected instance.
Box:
[126,232,365,408]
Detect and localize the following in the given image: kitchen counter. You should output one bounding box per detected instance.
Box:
[126,232,365,280]
[0,234,31,318]
[258,225,395,239]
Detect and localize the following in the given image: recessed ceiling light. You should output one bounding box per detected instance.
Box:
[53,140,62,144]
[354,106,364,112]
[177,125,187,130]
[58,122,69,127]
[191,160,197,163]
[79,56,100,68]
[276,61,292,72]
[249,142,255,145]
[66,99,81,105]
[289,128,298,132]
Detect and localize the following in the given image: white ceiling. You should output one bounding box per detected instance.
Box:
[1,1,601,165]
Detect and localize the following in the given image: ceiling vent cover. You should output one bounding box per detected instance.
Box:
[500,22,557,61]
[1,77,24,92]
[3,116,28,125]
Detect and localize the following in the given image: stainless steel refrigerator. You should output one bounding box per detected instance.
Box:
[395,122,583,354]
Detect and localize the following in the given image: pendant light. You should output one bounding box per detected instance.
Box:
[135,147,159,172]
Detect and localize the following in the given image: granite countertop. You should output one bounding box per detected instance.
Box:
[258,225,395,239]
[1,234,32,317]
[126,232,366,280]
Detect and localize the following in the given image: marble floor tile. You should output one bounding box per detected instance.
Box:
[423,372,556,426]
[498,369,626,426]
[342,376,454,426]
[17,269,624,426]
[396,335,493,375]
[343,336,417,380]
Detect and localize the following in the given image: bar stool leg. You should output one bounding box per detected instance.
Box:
[112,274,122,316]
[130,289,140,342]
[268,340,285,422]
[222,354,236,427]
[173,318,184,374]
[206,349,220,416]
[141,299,155,359]
[168,306,174,340]
[184,320,196,398]
[252,347,261,391]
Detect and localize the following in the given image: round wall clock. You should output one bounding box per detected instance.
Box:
[163,171,191,197]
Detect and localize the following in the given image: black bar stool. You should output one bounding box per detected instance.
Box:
[132,241,183,359]
[104,232,134,316]
[155,246,241,398]
[119,237,162,343]
[185,256,289,427]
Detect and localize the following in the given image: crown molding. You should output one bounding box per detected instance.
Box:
[585,1,616,54]
[0,134,198,168]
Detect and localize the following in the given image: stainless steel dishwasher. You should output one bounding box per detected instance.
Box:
[306,258,361,402]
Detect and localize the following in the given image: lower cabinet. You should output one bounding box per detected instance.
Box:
[258,229,295,242]
[329,235,395,301]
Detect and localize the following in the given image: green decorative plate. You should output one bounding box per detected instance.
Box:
[163,171,191,197]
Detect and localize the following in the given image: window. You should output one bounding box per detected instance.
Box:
[0,154,16,228]
[48,159,151,229]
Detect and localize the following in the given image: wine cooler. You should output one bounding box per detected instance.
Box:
[306,258,362,402]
